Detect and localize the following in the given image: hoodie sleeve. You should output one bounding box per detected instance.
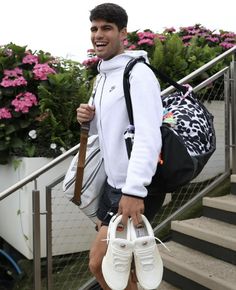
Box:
[122,62,163,198]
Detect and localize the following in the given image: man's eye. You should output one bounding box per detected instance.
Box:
[104,26,112,30]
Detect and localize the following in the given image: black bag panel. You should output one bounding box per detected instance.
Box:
[148,125,197,193]
[148,123,216,193]
[124,58,217,194]
[192,144,216,178]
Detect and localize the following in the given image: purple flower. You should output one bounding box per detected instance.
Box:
[206,37,219,43]
[219,42,235,49]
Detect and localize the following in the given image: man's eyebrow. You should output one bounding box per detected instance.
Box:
[90,23,114,30]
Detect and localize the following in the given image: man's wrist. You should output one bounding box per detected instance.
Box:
[122,193,144,200]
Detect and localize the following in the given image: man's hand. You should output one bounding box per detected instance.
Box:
[76,104,95,124]
[118,195,144,227]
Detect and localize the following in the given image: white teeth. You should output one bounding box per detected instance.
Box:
[96,42,107,46]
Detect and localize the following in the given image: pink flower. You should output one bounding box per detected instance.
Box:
[206,37,219,43]
[219,42,235,49]
[127,45,137,50]
[33,63,56,80]
[123,39,129,46]
[138,38,154,46]
[4,68,23,77]
[221,33,236,38]
[0,76,27,87]
[182,35,193,41]
[0,68,27,87]
[0,107,12,119]
[137,32,156,40]
[23,54,39,65]
[223,38,236,43]
[82,57,100,68]
[11,92,38,113]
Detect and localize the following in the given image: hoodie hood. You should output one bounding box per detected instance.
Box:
[123,50,149,63]
[97,50,149,74]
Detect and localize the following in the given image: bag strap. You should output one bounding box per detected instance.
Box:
[71,78,100,206]
[72,122,90,206]
[123,56,188,125]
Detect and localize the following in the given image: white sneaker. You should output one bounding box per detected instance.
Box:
[130,215,163,290]
[102,215,133,290]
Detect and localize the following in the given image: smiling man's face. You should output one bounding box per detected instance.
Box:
[90,19,127,60]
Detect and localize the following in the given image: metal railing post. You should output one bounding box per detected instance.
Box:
[224,70,231,172]
[46,186,52,290]
[32,188,41,290]
[45,175,65,290]
[230,59,236,173]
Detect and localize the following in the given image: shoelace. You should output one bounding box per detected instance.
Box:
[102,237,132,271]
[155,236,170,252]
[111,245,131,272]
[135,237,170,271]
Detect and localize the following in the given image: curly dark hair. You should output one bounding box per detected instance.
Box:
[89,3,128,31]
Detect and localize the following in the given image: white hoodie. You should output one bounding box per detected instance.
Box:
[90,50,163,198]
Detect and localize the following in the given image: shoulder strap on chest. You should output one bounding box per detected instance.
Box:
[123,56,188,125]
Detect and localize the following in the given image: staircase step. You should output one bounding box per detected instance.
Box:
[159,241,236,290]
[171,217,236,264]
[203,194,236,212]
[203,194,236,224]
[172,217,236,251]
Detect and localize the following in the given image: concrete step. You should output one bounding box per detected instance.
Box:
[171,216,236,264]
[203,194,236,224]
[171,216,236,251]
[203,194,236,212]
[159,241,236,290]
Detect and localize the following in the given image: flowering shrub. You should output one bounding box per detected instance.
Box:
[0,43,88,164]
[82,49,100,79]
[125,24,235,51]
[125,24,235,86]
[83,24,236,84]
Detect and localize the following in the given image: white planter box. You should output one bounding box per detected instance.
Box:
[0,157,96,259]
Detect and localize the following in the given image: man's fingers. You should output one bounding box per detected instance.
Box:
[118,206,129,226]
[131,213,143,227]
[76,104,95,124]
[121,213,129,226]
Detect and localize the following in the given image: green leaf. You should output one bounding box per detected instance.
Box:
[10,138,24,148]
[0,141,7,150]
[19,120,30,129]
[5,125,16,135]
[13,159,22,170]
[25,145,36,157]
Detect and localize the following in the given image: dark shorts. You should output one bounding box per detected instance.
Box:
[97,181,166,226]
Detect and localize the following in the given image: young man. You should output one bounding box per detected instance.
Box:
[77,3,165,289]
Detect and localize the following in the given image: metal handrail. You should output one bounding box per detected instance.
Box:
[1,45,235,201]
[161,45,236,95]
[0,143,79,200]
[193,67,229,93]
